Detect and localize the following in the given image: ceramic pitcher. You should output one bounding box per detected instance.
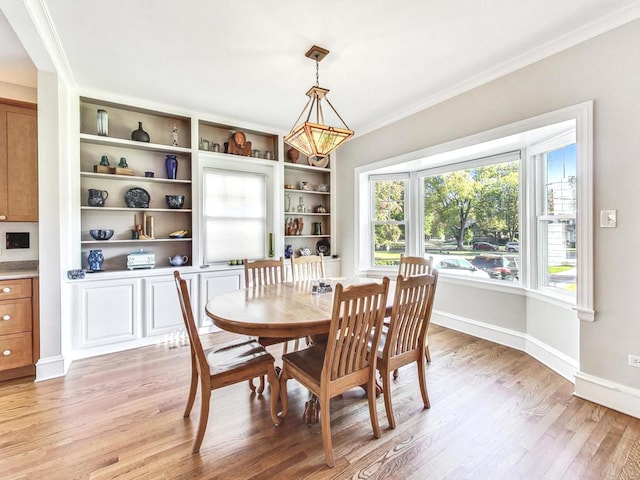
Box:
[87,189,108,207]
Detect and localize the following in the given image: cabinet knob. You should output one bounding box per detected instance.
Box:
[1,287,10,293]
[0,214,6,221]
[2,349,11,356]
[2,315,10,321]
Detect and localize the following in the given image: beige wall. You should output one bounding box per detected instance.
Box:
[337,19,640,391]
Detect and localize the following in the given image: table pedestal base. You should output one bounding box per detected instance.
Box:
[303,397,320,424]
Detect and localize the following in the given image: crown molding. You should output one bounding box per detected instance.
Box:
[358,2,640,136]
[1,0,76,88]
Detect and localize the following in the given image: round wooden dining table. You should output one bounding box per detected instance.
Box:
[205,278,392,342]
[205,278,393,424]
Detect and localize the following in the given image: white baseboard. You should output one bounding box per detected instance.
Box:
[35,355,66,382]
[431,310,578,382]
[575,372,640,419]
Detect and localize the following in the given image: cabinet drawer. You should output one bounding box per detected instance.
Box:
[0,298,32,335]
[0,332,32,371]
[0,279,32,300]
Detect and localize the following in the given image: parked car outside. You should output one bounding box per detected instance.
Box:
[430,255,491,279]
[505,241,520,252]
[470,254,519,281]
[472,241,498,251]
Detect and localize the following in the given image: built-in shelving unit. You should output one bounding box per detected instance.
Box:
[283,153,333,258]
[79,97,193,271]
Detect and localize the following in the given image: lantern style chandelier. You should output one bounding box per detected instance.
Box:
[284,45,354,159]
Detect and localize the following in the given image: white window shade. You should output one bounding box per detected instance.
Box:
[203,168,266,263]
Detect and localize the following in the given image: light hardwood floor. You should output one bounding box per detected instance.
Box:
[1,325,639,479]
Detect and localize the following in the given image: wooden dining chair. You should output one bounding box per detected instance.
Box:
[173,271,280,453]
[244,257,286,287]
[397,254,434,364]
[243,257,296,390]
[279,277,391,467]
[290,254,325,281]
[375,271,438,429]
[287,254,326,352]
[398,254,433,277]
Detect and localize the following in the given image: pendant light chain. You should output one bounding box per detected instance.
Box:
[315,54,320,87]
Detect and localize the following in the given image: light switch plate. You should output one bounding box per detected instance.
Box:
[600,209,617,228]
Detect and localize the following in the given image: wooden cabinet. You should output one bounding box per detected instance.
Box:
[0,277,38,381]
[0,99,38,222]
[72,277,139,350]
[79,97,192,272]
[199,269,244,327]
[143,273,197,336]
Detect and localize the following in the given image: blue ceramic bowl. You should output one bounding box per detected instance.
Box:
[89,229,114,240]
[165,195,185,209]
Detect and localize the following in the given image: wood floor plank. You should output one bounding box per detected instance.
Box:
[0,325,639,479]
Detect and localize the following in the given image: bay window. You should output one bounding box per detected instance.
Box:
[357,102,593,319]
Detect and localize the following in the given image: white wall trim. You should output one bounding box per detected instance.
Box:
[575,372,640,419]
[432,310,578,383]
[35,355,65,382]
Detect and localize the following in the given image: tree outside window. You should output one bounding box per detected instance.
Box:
[372,178,406,266]
[423,161,520,251]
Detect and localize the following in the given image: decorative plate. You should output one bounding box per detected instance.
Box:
[316,239,331,256]
[309,156,329,168]
[124,187,150,208]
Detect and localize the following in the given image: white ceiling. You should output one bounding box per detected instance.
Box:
[2,1,640,135]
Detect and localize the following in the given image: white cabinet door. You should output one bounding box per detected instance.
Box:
[144,273,197,336]
[73,278,139,349]
[199,270,243,327]
[324,258,341,278]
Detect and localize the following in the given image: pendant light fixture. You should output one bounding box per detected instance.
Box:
[284,45,354,159]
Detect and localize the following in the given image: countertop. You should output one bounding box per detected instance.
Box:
[0,261,39,280]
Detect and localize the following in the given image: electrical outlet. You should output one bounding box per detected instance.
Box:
[629,354,640,368]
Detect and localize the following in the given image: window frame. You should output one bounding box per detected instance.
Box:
[198,156,276,265]
[528,132,577,296]
[369,173,410,266]
[354,101,594,321]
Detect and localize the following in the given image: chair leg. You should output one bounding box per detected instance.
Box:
[367,370,382,438]
[425,344,432,363]
[380,366,396,429]
[293,338,300,351]
[184,356,198,417]
[393,368,399,380]
[417,356,431,409]
[191,387,211,454]
[320,395,334,468]
[248,378,257,392]
[257,375,265,395]
[267,363,281,426]
[278,365,289,419]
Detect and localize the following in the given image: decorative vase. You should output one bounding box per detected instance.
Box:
[287,148,299,163]
[285,194,291,213]
[87,249,104,271]
[284,245,293,259]
[131,122,150,142]
[165,154,178,179]
[97,109,108,136]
